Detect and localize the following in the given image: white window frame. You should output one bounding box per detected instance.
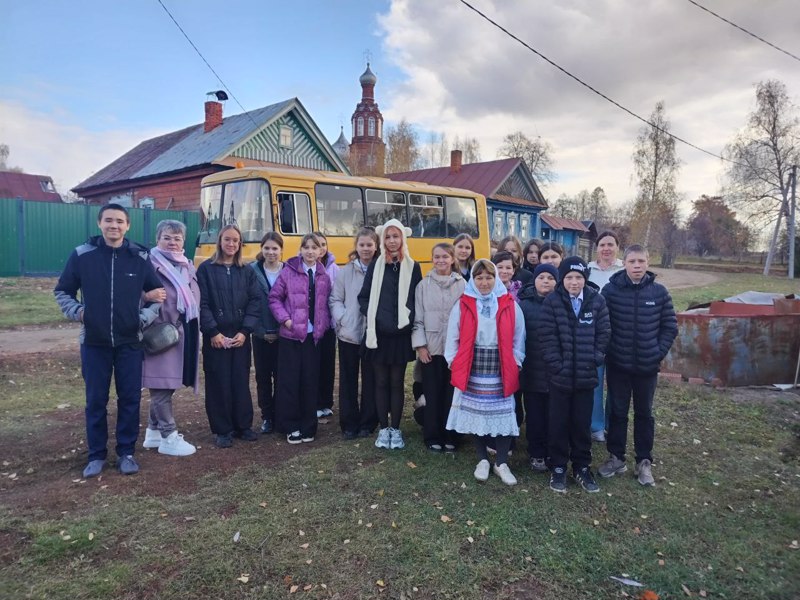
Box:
[279,125,293,149]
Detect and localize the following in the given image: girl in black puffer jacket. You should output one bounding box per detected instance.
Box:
[518,263,559,472]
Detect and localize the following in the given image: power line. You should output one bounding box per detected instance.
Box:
[155,0,262,131]
[687,0,800,64]
[458,0,737,165]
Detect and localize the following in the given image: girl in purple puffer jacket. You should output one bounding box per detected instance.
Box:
[268,233,332,444]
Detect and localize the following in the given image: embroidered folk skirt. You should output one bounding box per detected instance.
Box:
[446,346,519,437]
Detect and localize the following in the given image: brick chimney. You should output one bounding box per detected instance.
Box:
[450,149,463,173]
[204,100,223,133]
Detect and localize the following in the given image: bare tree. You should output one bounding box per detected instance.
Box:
[551,193,579,219]
[452,135,481,164]
[0,143,24,173]
[384,119,422,174]
[630,101,682,266]
[497,131,556,186]
[723,79,799,273]
[588,186,610,224]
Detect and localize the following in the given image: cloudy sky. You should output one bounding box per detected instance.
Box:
[2,0,799,218]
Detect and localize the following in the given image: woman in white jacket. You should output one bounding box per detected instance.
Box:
[412,243,465,452]
[329,228,379,440]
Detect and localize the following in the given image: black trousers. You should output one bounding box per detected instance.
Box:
[373,362,407,429]
[421,356,456,446]
[276,337,320,437]
[203,340,253,436]
[524,390,549,459]
[317,328,336,411]
[606,366,657,463]
[338,340,377,434]
[548,386,593,470]
[252,335,279,422]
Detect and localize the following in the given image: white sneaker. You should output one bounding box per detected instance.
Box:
[375,427,391,449]
[158,431,197,457]
[389,428,405,449]
[143,427,161,449]
[474,459,490,482]
[493,463,518,486]
[316,409,325,419]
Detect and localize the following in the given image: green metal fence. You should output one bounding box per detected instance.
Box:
[0,199,200,277]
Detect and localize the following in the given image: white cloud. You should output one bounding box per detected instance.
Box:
[0,101,164,196]
[377,0,800,211]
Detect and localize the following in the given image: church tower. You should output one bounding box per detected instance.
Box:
[349,63,385,177]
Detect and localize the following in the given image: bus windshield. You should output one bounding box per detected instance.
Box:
[199,179,272,244]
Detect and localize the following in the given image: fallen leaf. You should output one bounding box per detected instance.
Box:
[640,591,660,600]
[549,529,557,534]
[789,540,799,550]
[467,536,474,543]
[593,519,600,526]
[461,482,467,489]
[283,575,293,585]
[366,523,373,528]
[658,559,665,566]
[693,439,701,445]
[467,520,475,526]
[736,566,745,572]
[300,543,309,549]
[321,584,327,589]
[406,461,417,469]
[305,559,312,564]
[440,515,452,523]
[344,539,350,544]
[391,521,397,528]
[609,575,643,587]
[259,502,268,508]
[699,591,707,598]
[633,527,641,534]
[377,489,384,496]
[640,515,648,519]
[184,516,195,522]
[233,531,241,543]
[237,574,250,584]
[88,532,95,541]
[303,584,313,590]
[290,584,299,593]
[681,583,692,596]
[299,530,305,536]
[370,504,379,509]
[376,579,386,587]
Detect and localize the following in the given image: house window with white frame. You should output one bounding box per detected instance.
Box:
[279,125,293,149]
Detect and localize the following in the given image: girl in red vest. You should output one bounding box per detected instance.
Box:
[445,259,526,485]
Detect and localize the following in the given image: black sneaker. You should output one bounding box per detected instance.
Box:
[343,430,358,440]
[550,467,567,493]
[529,457,548,473]
[215,434,233,448]
[574,467,600,493]
[357,429,373,438]
[260,419,274,434]
[287,431,303,444]
[235,429,258,442]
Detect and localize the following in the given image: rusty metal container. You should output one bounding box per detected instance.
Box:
[663,299,800,387]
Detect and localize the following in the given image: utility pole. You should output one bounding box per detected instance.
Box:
[789,164,797,280]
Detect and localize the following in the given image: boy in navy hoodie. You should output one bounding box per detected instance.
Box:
[540,256,610,493]
[55,204,164,478]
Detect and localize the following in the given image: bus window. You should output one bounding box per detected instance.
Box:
[445,196,479,238]
[366,189,406,228]
[199,184,222,244]
[224,179,272,242]
[409,193,444,238]
[278,192,312,234]
[315,183,364,236]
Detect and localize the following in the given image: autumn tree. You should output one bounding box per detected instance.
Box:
[551,187,609,224]
[723,79,799,273]
[686,195,752,258]
[497,131,556,186]
[384,119,422,173]
[630,101,681,266]
[551,193,579,219]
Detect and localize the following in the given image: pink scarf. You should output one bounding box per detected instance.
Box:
[149,247,199,322]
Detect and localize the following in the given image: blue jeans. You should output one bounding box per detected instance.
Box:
[81,343,144,461]
[591,365,608,434]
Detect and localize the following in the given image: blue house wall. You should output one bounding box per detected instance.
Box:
[487,201,544,242]
[540,226,581,255]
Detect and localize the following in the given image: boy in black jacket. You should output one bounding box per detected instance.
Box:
[55,204,164,478]
[598,245,677,486]
[540,256,610,493]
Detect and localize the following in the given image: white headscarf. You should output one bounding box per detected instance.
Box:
[463,259,507,318]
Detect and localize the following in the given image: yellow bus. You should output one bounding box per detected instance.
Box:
[194,166,490,271]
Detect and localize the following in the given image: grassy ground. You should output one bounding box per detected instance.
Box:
[0,277,62,328]
[668,272,797,311]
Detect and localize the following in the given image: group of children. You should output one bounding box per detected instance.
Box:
[193,218,678,494]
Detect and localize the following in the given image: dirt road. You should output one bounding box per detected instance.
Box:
[0,268,719,356]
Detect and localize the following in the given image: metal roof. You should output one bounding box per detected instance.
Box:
[73,98,337,192]
[541,214,589,232]
[0,172,62,202]
[492,193,547,209]
[387,158,522,199]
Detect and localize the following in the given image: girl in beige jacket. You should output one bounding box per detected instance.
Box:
[412,243,465,452]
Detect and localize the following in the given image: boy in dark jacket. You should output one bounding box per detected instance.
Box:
[518,263,559,473]
[54,204,165,478]
[540,256,610,493]
[598,245,677,486]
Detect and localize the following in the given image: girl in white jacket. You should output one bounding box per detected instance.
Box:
[329,228,379,439]
[412,243,465,452]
